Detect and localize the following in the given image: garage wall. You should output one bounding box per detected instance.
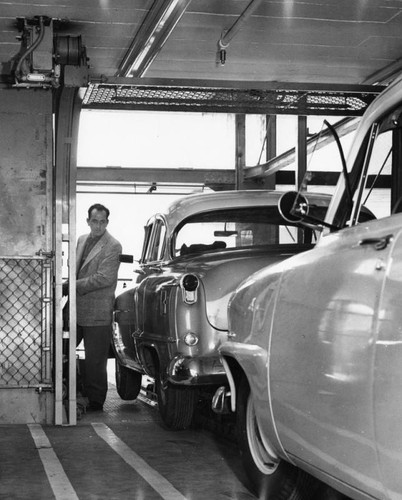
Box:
[0,88,53,424]
[0,88,53,255]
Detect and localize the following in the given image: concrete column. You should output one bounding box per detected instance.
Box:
[0,87,54,423]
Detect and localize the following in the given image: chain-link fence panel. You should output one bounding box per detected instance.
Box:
[0,257,52,388]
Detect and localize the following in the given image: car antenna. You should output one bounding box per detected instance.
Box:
[324,119,353,206]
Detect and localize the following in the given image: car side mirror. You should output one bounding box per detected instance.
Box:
[119,254,134,263]
[278,191,309,223]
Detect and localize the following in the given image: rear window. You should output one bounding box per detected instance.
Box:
[173,206,322,257]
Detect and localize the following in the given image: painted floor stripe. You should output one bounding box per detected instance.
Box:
[92,422,187,500]
[28,424,79,500]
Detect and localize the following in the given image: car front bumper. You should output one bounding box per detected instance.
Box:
[167,354,227,386]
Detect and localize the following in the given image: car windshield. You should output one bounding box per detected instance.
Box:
[294,118,352,196]
[288,117,380,229]
[329,109,401,229]
[173,206,322,257]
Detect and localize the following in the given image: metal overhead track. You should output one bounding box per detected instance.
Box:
[116,0,192,78]
[82,77,385,116]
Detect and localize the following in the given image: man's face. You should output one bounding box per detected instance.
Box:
[87,209,108,237]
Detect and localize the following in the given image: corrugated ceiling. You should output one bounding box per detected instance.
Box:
[1,0,402,86]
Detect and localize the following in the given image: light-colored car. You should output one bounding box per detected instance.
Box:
[112,189,330,429]
[214,77,402,498]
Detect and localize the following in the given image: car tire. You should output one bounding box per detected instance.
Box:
[115,359,142,400]
[237,375,317,500]
[311,484,350,500]
[155,366,198,430]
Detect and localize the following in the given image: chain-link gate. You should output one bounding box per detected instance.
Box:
[0,256,52,389]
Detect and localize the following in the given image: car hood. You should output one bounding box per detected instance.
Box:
[177,247,304,331]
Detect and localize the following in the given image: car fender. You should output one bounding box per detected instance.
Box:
[135,337,164,379]
[219,341,291,464]
[113,287,140,368]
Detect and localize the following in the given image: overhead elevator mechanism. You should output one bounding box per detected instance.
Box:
[13,16,89,88]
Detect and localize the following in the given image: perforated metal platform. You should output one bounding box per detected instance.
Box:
[82,78,385,116]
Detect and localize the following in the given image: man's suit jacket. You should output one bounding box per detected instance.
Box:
[76,230,122,327]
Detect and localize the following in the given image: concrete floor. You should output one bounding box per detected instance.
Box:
[0,363,350,500]
[0,362,255,500]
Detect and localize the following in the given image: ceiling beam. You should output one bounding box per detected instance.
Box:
[77,166,235,190]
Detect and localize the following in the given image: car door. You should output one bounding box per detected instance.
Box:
[269,219,393,497]
[135,217,175,357]
[373,226,402,500]
[269,123,397,497]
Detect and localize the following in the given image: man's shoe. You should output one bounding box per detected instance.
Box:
[87,401,103,411]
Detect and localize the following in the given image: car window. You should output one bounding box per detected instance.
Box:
[332,105,402,229]
[173,206,320,257]
[143,218,167,263]
[155,220,166,261]
[350,127,392,224]
[141,222,154,263]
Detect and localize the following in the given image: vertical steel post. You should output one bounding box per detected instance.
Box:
[392,128,402,211]
[54,87,82,425]
[265,115,277,189]
[296,116,307,243]
[296,115,307,189]
[235,114,246,190]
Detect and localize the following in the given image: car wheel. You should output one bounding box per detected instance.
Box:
[237,375,317,500]
[311,484,351,500]
[115,359,142,400]
[155,366,198,430]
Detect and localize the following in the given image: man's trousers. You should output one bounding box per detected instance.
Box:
[77,324,111,406]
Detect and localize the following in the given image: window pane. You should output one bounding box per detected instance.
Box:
[174,207,320,257]
[78,110,236,169]
[357,129,392,219]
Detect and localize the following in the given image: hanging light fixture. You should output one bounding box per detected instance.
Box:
[217,0,263,65]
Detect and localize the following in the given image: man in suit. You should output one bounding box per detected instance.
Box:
[75,203,122,411]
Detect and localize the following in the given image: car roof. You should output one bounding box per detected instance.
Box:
[153,189,331,230]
